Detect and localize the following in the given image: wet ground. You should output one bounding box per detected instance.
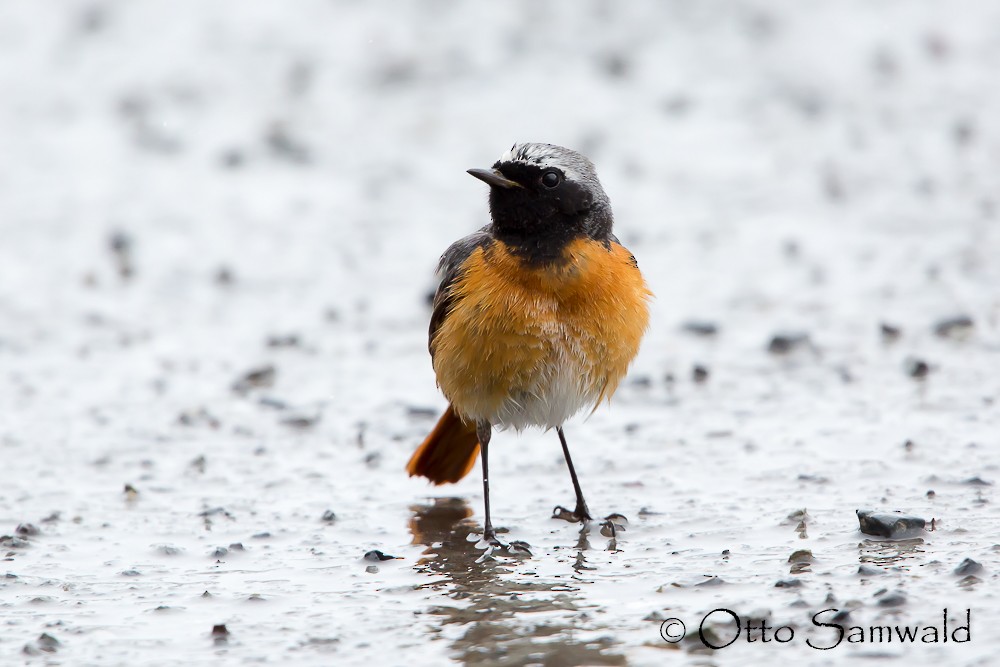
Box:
[2,1,999,665]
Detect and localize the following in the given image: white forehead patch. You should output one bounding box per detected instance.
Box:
[497,142,595,184]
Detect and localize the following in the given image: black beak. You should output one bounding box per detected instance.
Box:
[467,168,522,189]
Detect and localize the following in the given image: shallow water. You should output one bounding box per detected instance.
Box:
[2,1,999,665]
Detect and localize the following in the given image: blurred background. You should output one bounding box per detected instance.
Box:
[1,1,998,665]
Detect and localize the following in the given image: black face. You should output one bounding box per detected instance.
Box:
[485,160,607,263]
[491,160,595,217]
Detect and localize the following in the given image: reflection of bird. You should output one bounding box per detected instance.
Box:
[407,143,651,548]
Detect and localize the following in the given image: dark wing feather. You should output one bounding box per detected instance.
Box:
[428,228,494,359]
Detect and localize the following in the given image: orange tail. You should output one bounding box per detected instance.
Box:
[406,405,480,485]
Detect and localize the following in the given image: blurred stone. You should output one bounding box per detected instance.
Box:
[857,509,926,538]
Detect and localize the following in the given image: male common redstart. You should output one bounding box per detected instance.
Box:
[407,143,651,549]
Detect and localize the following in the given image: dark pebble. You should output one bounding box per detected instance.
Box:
[961,476,993,486]
[321,510,337,523]
[680,320,718,337]
[695,576,725,587]
[857,564,882,576]
[211,624,230,642]
[155,545,183,556]
[15,523,40,537]
[954,558,983,576]
[775,579,803,588]
[266,334,301,348]
[692,365,709,383]
[767,332,811,354]
[22,633,60,655]
[832,609,852,623]
[281,414,320,429]
[258,396,288,410]
[876,590,907,607]
[232,365,276,395]
[788,549,813,563]
[933,315,974,338]
[880,322,902,342]
[904,357,930,379]
[211,547,228,558]
[857,509,926,538]
[214,266,235,285]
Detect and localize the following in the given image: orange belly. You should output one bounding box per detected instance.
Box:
[431,237,651,430]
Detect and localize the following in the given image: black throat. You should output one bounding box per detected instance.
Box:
[488,193,613,265]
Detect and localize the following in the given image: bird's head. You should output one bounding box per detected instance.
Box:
[468,143,613,258]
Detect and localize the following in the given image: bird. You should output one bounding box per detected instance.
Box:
[406,142,651,550]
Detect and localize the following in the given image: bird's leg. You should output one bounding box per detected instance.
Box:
[477,421,503,548]
[552,426,593,523]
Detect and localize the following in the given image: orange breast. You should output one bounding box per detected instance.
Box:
[432,237,651,429]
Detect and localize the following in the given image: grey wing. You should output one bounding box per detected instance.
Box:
[428,227,494,359]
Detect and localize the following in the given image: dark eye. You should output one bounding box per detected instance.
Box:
[541,171,561,188]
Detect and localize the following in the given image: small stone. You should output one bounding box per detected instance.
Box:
[876,590,907,607]
[904,357,930,379]
[365,565,379,574]
[767,332,811,354]
[680,320,718,337]
[858,564,883,576]
[232,365,276,395]
[266,333,301,348]
[933,315,974,339]
[211,624,230,642]
[281,414,320,429]
[154,544,184,556]
[954,558,983,576]
[692,365,709,383]
[321,510,337,523]
[695,576,725,587]
[788,549,813,563]
[23,633,60,655]
[880,322,902,342]
[857,509,926,538]
[775,579,803,588]
[15,523,40,537]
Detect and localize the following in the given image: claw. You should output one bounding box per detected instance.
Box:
[552,505,593,523]
[475,530,532,558]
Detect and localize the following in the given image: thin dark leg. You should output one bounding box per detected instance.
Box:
[557,427,592,522]
[477,422,501,545]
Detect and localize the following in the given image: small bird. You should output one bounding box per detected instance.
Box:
[407,143,651,549]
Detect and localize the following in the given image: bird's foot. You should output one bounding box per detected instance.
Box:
[552,504,594,524]
[475,528,532,558]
